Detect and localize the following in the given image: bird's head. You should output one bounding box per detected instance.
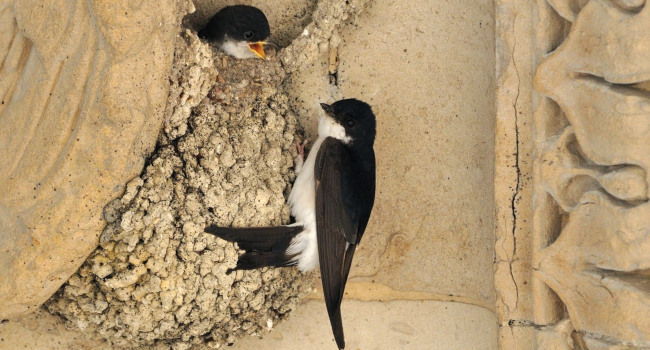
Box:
[199,5,270,59]
[319,99,376,147]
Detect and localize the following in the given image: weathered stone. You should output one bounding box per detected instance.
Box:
[496,0,650,348]
[10,0,650,348]
[0,0,193,319]
[536,192,650,345]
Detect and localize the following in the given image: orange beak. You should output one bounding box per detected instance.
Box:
[248,41,267,59]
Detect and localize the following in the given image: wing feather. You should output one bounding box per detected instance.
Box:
[315,137,375,349]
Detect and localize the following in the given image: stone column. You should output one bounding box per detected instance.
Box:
[496,0,650,348]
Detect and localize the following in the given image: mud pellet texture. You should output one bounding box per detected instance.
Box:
[46,31,312,350]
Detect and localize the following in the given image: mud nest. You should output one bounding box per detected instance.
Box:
[46,32,312,349]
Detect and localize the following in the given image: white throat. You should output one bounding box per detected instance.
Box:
[220,35,257,59]
[318,115,351,143]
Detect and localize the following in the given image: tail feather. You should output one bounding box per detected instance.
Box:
[328,245,355,348]
[235,251,297,271]
[205,224,303,272]
[329,309,345,349]
[205,225,302,251]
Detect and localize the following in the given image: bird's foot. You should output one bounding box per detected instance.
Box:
[294,139,309,174]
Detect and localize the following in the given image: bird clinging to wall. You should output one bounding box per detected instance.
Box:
[206,99,377,349]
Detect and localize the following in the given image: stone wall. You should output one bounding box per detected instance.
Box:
[496,0,650,348]
[5,0,648,349]
[0,0,193,319]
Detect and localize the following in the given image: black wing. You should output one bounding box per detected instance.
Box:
[315,137,375,349]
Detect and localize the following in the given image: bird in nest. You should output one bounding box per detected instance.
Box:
[198,5,270,59]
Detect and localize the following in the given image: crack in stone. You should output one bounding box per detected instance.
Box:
[579,329,650,349]
[508,13,521,311]
[505,320,650,348]
[328,47,339,87]
[309,281,496,312]
[504,319,551,330]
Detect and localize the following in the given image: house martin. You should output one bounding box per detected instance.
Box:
[206,99,377,349]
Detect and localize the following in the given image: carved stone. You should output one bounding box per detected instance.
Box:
[1,0,648,348]
[0,0,192,318]
[496,0,650,348]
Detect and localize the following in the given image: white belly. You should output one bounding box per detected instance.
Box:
[286,137,325,272]
[286,115,349,272]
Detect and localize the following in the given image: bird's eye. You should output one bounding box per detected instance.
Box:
[345,118,356,128]
[244,31,254,40]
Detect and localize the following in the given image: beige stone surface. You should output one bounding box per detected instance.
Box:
[1,300,496,350]
[496,0,650,349]
[0,0,193,319]
[534,0,650,347]
[230,300,497,350]
[335,0,496,304]
[0,311,110,350]
[494,0,538,335]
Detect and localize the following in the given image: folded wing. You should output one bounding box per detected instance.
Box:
[315,137,375,349]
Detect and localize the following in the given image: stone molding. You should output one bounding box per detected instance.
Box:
[496,0,650,348]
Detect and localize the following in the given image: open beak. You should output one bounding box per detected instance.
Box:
[248,41,267,59]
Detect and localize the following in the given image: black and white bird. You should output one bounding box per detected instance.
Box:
[198,5,270,59]
[205,99,377,349]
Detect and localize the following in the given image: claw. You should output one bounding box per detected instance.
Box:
[295,140,306,157]
[294,139,309,174]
